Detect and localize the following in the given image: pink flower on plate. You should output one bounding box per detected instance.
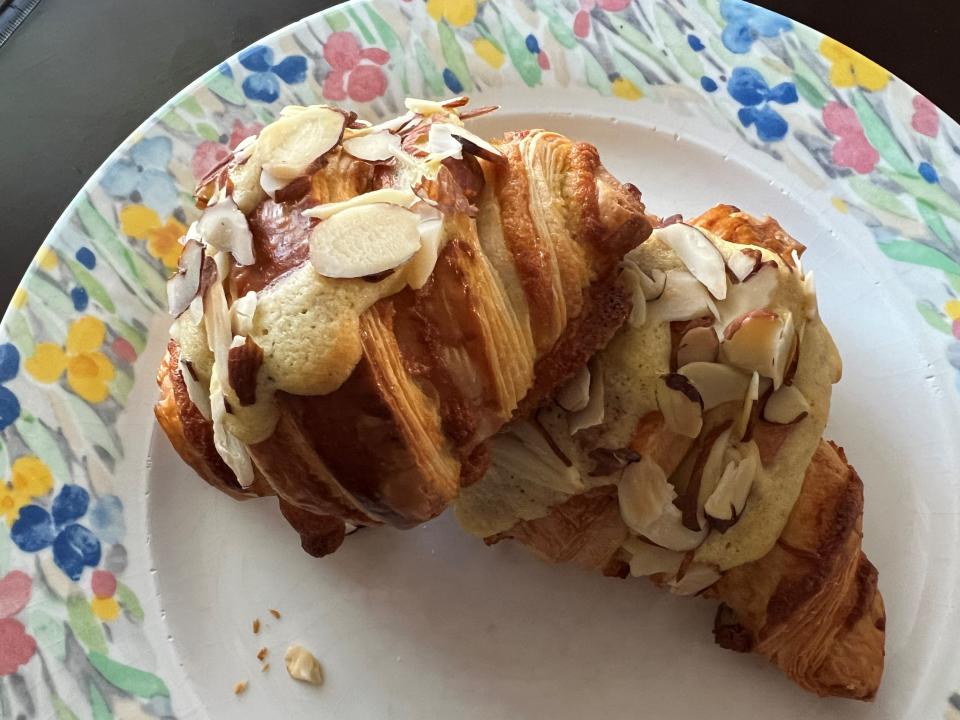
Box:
[911,95,939,138]
[822,101,879,174]
[322,32,390,103]
[0,570,36,676]
[574,0,631,38]
[190,120,265,180]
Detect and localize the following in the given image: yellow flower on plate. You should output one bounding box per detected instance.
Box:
[612,76,643,101]
[473,38,504,69]
[426,0,476,27]
[25,316,116,403]
[831,197,849,214]
[91,596,120,622]
[945,299,960,321]
[36,247,58,271]
[819,37,889,92]
[11,287,27,309]
[0,456,52,525]
[119,204,187,269]
[0,483,28,525]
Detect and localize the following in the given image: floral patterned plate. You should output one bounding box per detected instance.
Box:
[2,0,960,718]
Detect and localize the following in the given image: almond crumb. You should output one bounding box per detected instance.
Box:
[234,681,248,695]
[261,663,270,673]
[252,618,261,634]
[257,647,268,662]
[269,608,281,620]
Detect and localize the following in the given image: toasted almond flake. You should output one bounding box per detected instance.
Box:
[619,260,647,327]
[655,373,703,438]
[259,168,287,199]
[425,122,464,159]
[257,647,268,662]
[405,217,444,290]
[623,538,685,577]
[732,371,759,441]
[568,358,605,434]
[704,440,759,526]
[178,357,211,420]
[438,123,505,163]
[618,457,707,551]
[802,270,818,320]
[676,325,719,368]
[727,248,762,283]
[721,310,794,385]
[679,362,752,411]
[252,618,260,634]
[230,291,258,337]
[342,130,402,162]
[763,383,810,424]
[668,563,721,595]
[302,188,418,220]
[697,426,733,512]
[234,681,248,695]
[198,198,255,266]
[638,267,667,300]
[269,608,281,620]
[715,262,779,328]
[228,152,266,215]
[167,239,204,317]
[657,223,727,300]
[258,106,346,180]
[285,645,324,686]
[309,203,422,279]
[555,365,591,412]
[645,270,719,327]
[405,97,458,117]
[233,134,258,162]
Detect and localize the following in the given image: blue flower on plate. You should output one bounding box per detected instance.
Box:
[728,67,798,142]
[99,137,179,217]
[11,484,102,581]
[238,45,307,103]
[719,0,791,54]
[0,343,21,432]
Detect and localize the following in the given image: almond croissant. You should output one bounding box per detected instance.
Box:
[457,205,885,699]
[155,98,652,556]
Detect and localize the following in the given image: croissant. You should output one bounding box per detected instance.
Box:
[155,98,652,556]
[456,205,885,699]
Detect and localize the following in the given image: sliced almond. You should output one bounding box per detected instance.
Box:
[679,362,753,410]
[655,373,703,438]
[555,364,591,412]
[405,97,462,117]
[499,421,582,494]
[802,270,818,320]
[258,106,346,180]
[228,154,266,215]
[198,198,255,266]
[569,358,605,434]
[405,218,445,290]
[233,134,258,162]
[230,291,258,337]
[638,267,667,300]
[618,457,707,551]
[259,168,287,199]
[425,122,464,159]
[676,326,719,368]
[178,357,211,420]
[437,123,504,163]
[302,188,418,220]
[732,371,759,442]
[704,440,759,529]
[727,248,762,283]
[227,336,264,407]
[342,130,402,162]
[762,384,810,424]
[167,239,204,316]
[657,223,727,300]
[309,203,422,279]
[645,270,719,327]
[622,538,684,578]
[721,310,793,385]
[668,563,721,595]
[619,261,647,327]
[696,426,733,512]
[715,262,779,327]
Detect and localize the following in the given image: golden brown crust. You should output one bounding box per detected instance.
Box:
[157,126,650,549]
[691,204,806,271]
[487,485,628,570]
[707,440,885,700]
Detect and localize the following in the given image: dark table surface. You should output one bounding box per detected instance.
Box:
[0,0,958,308]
